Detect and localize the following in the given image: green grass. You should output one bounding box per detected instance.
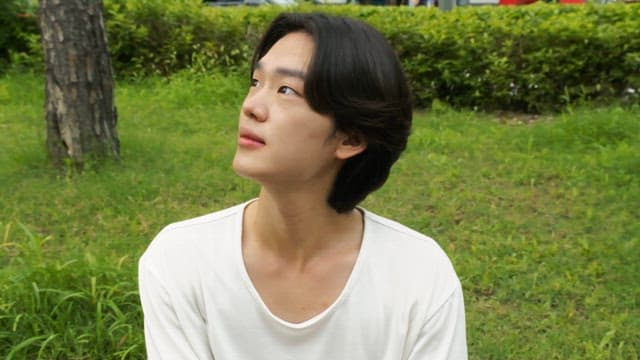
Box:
[1,72,638,359]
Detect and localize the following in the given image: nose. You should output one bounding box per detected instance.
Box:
[241,89,268,122]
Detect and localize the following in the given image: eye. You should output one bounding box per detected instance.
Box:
[250,78,259,87]
[278,86,300,96]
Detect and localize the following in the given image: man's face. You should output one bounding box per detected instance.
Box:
[232,32,345,190]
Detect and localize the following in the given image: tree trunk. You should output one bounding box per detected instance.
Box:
[39,0,119,167]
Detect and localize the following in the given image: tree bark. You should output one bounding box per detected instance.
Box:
[39,0,119,167]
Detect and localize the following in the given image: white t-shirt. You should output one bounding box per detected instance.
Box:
[139,201,467,359]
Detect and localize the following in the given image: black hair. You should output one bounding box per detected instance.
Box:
[253,12,412,213]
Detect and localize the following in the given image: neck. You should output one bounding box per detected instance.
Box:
[244,187,362,264]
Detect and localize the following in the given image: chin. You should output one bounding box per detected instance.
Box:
[232,156,263,182]
[232,157,249,178]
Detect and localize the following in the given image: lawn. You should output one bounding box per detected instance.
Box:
[1,72,638,359]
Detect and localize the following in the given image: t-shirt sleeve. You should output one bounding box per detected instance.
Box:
[407,281,468,360]
[138,251,213,360]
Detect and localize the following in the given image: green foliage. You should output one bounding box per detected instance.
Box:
[103,0,261,77]
[1,223,142,359]
[0,0,39,73]
[373,4,640,112]
[7,2,640,111]
[101,2,640,111]
[1,222,143,359]
[1,72,639,358]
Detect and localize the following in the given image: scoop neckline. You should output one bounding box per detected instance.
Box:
[234,199,370,329]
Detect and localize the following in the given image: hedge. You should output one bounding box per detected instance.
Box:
[0,0,38,72]
[6,0,640,112]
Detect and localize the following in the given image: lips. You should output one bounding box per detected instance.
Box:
[238,128,265,148]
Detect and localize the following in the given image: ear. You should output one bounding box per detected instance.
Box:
[335,131,367,160]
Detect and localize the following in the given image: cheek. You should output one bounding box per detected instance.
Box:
[296,114,335,141]
[269,105,336,149]
[278,127,334,155]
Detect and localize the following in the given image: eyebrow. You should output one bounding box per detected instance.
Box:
[254,61,307,81]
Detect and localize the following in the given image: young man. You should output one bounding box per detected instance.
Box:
[139,12,467,359]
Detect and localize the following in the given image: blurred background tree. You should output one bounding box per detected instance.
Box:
[39,0,119,168]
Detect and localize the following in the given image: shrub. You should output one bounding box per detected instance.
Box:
[6,1,640,112]
[102,2,640,112]
[366,5,640,112]
[104,0,258,76]
[0,0,38,73]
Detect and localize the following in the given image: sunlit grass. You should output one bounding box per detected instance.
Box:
[1,72,638,359]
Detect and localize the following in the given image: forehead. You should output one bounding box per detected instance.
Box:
[257,32,315,74]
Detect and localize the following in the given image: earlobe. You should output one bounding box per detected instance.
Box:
[335,132,367,160]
